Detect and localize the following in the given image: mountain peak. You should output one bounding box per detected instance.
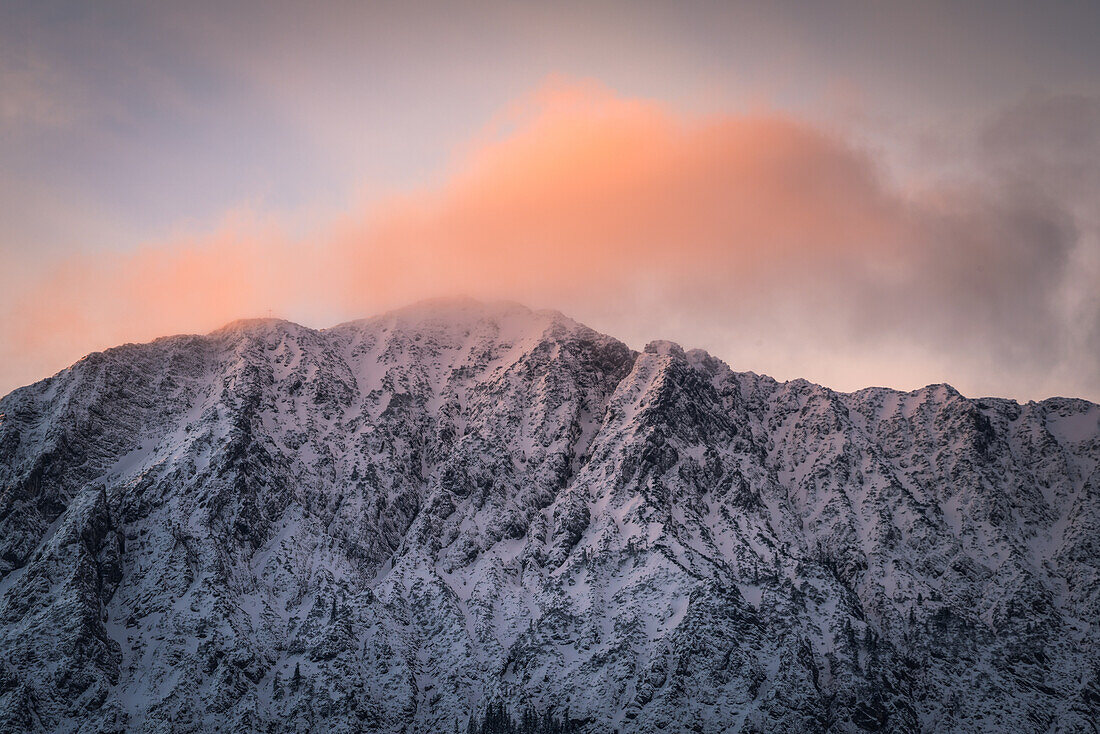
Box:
[211,316,305,336]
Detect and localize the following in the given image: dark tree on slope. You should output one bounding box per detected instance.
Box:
[468,702,583,734]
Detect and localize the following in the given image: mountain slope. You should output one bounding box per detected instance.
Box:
[0,300,1096,733]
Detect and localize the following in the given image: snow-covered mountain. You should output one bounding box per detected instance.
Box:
[0,300,1096,733]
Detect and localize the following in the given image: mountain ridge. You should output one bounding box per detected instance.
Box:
[0,300,1097,733]
[15,300,1090,408]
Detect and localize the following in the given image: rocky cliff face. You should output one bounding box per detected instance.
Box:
[0,300,1096,733]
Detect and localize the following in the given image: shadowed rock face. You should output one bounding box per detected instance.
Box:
[0,300,1096,733]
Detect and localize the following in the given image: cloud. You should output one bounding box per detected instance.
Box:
[976,91,1100,392]
[0,50,81,128]
[1,79,1096,401]
[982,91,1100,196]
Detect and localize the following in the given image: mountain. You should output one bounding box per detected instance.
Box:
[0,299,1096,733]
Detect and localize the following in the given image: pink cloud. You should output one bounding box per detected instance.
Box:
[1,79,1092,400]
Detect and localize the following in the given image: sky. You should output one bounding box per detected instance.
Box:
[2,0,1099,401]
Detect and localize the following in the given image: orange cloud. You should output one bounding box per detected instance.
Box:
[330,78,904,306]
[0,79,1093,401]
